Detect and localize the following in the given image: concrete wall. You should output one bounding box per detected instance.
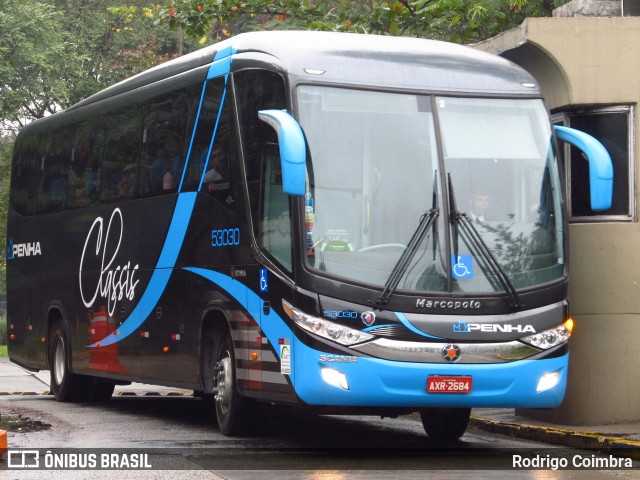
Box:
[476,17,640,425]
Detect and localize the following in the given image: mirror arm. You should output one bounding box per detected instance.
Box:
[258,109,307,196]
[554,125,613,211]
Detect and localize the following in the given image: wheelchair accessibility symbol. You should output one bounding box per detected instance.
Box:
[259,268,269,292]
[451,255,474,279]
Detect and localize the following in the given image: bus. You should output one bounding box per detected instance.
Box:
[6,31,613,440]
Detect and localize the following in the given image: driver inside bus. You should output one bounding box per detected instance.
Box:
[469,193,490,222]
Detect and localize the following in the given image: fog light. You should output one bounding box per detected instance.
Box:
[536,371,560,393]
[321,367,349,390]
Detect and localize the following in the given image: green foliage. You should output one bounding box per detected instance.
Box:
[0,316,7,348]
[0,0,193,133]
[150,0,560,45]
[0,1,78,132]
[0,139,12,305]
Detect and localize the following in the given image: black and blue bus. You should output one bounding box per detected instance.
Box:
[6,31,613,440]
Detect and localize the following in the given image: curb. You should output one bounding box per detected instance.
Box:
[0,391,188,397]
[117,391,188,397]
[0,392,49,396]
[470,415,640,460]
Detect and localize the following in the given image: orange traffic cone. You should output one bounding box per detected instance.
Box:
[0,429,7,459]
[88,305,125,373]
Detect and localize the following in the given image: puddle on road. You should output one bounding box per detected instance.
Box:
[0,414,51,433]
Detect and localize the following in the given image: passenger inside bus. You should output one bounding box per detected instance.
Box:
[118,164,137,199]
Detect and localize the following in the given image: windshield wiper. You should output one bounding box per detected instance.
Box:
[447,174,523,310]
[375,176,440,308]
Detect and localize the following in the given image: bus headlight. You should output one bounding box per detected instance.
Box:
[282,300,373,346]
[521,319,574,350]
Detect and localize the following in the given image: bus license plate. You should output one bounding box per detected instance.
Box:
[427,375,472,393]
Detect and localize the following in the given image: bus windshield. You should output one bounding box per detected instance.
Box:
[298,85,564,295]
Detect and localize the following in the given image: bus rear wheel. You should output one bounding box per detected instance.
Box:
[49,321,115,402]
[49,322,84,402]
[419,407,471,441]
[213,331,252,436]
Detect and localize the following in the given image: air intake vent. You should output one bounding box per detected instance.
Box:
[368,325,433,342]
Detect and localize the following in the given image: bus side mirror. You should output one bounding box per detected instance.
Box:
[554,125,613,212]
[258,110,306,196]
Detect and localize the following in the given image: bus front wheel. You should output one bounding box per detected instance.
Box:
[213,331,251,436]
[419,407,471,441]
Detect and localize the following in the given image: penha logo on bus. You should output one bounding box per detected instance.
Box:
[453,320,536,334]
[6,238,42,260]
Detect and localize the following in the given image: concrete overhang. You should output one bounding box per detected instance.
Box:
[474,19,570,109]
[475,17,640,110]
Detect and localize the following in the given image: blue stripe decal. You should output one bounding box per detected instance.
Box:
[207,58,232,79]
[178,54,234,192]
[178,82,208,192]
[88,192,198,348]
[184,268,295,363]
[213,44,236,61]
[197,88,227,192]
[394,312,444,340]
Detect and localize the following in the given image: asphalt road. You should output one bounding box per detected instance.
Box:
[1,394,638,479]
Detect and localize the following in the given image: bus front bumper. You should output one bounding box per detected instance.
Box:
[291,341,568,409]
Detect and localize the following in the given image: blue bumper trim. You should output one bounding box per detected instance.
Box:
[294,343,568,408]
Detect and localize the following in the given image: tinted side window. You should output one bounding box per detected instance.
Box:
[183,77,226,191]
[11,135,42,216]
[233,70,287,244]
[140,87,198,196]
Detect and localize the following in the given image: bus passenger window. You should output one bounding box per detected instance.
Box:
[68,131,93,207]
[182,78,225,191]
[100,107,142,202]
[140,88,195,197]
[201,102,235,203]
[40,128,72,213]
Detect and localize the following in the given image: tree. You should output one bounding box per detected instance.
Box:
[0,138,11,313]
[0,0,195,136]
[56,0,198,99]
[151,0,567,45]
[0,0,85,134]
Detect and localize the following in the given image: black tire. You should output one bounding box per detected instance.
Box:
[86,379,115,402]
[213,331,252,436]
[49,322,84,402]
[419,407,471,441]
[49,321,115,402]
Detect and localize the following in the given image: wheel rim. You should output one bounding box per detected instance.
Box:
[216,354,233,415]
[53,337,66,386]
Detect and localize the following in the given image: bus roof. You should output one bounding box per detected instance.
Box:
[70,31,539,112]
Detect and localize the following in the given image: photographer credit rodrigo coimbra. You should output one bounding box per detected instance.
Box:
[513,454,633,470]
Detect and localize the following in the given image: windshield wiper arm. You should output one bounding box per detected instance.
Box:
[447,174,523,310]
[375,176,440,308]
